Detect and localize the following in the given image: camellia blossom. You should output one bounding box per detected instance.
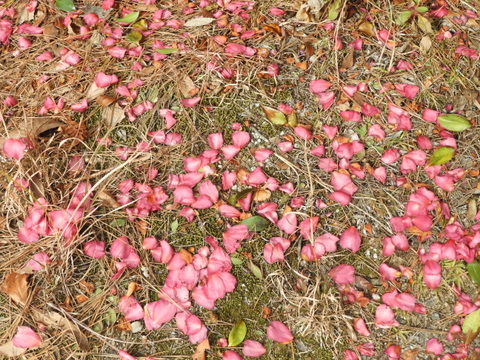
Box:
[266,321,294,344]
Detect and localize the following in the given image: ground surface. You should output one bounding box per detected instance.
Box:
[0,0,480,359]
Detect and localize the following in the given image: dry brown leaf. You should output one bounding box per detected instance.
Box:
[85,82,105,100]
[75,294,89,304]
[419,36,432,54]
[126,282,140,297]
[135,220,149,237]
[262,23,283,36]
[358,21,374,37]
[192,338,210,360]
[178,76,198,98]
[79,280,95,294]
[1,272,30,305]
[467,199,478,221]
[116,317,132,331]
[0,341,27,357]
[96,189,120,208]
[102,103,125,128]
[180,249,194,264]
[0,117,65,148]
[96,95,117,107]
[253,189,271,202]
[33,311,89,351]
[341,47,355,69]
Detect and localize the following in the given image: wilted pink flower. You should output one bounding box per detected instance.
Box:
[242,340,266,357]
[267,321,294,344]
[339,226,361,253]
[144,299,177,330]
[95,72,118,88]
[3,138,27,160]
[12,326,42,348]
[329,264,355,284]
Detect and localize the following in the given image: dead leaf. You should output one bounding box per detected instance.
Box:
[295,4,314,22]
[79,280,95,294]
[341,47,355,69]
[75,294,89,304]
[102,103,125,128]
[420,36,432,54]
[262,23,283,36]
[184,17,215,27]
[192,338,210,360]
[0,341,28,357]
[180,249,194,264]
[85,81,105,100]
[135,220,149,237]
[1,272,30,305]
[96,189,120,208]
[467,199,478,221]
[358,21,374,37]
[96,95,117,107]
[33,311,89,351]
[116,317,132,331]
[417,15,432,33]
[126,282,140,297]
[253,189,271,202]
[178,76,198,98]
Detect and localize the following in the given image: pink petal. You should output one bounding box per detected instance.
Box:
[340,110,362,122]
[223,350,242,360]
[119,295,144,321]
[95,72,118,88]
[246,167,268,185]
[423,260,442,289]
[277,213,297,234]
[232,131,250,149]
[345,349,359,360]
[425,338,444,355]
[422,108,439,122]
[299,217,319,240]
[266,321,294,344]
[26,252,51,271]
[222,145,241,160]
[385,345,401,359]
[3,138,26,160]
[118,350,136,360]
[316,92,335,110]
[394,83,420,99]
[173,185,195,205]
[367,124,385,139]
[339,226,361,253]
[219,204,241,218]
[222,171,237,190]
[144,300,177,330]
[375,304,399,329]
[381,149,400,164]
[329,264,355,284]
[222,224,249,253]
[12,326,42,348]
[323,125,338,140]
[353,318,371,336]
[309,79,332,94]
[181,97,201,107]
[208,133,224,149]
[277,141,293,152]
[264,243,285,264]
[242,340,266,357]
[151,240,175,263]
[294,126,312,140]
[254,148,273,162]
[84,240,106,259]
[328,191,352,205]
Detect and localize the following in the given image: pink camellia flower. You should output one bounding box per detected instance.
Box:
[423,260,442,289]
[84,240,106,259]
[375,305,399,329]
[3,138,27,160]
[223,350,242,360]
[353,318,371,336]
[119,295,144,321]
[242,340,266,357]
[329,264,355,284]
[95,72,118,88]
[426,338,444,355]
[12,326,42,348]
[339,226,361,253]
[267,321,294,344]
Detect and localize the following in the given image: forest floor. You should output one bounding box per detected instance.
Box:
[1,0,480,359]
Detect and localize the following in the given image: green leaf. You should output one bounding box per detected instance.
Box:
[110,218,126,227]
[247,260,263,280]
[170,219,179,234]
[396,11,412,25]
[155,48,178,55]
[115,12,140,23]
[230,255,244,265]
[417,14,432,33]
[55,0,76,12]
[105,309,117,326]
[287,111,298,127]
[240,216,269,232]
[328,0,341,20]
[132,19,148,31]
[467,261,480,286]
[228,320,247,347]
[428,147,455,166]
[416,6,429,12]
[462,308,480,342]
[438,114,471,131]
[262,106,286,125]
[126,31,142,43]
[228,188,254,206]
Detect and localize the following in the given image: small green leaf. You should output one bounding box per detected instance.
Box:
[228,320,247,347]
[55,0,76,12]
[110,218,126,227]
[262,106,286,126]
[417,14,432,33]
[416,6,429,12]
[115,12,140,23]
[462,308,480,340]
[230,255,244,265]
[228,188,254,206]
[428,147,455,166]
[107,296,119,305]
[287,111,298,127]
[328,0,341,20]
[170,219,179,234]
[467,261,480,286]
[105,309,117,326]
[155,48,178,55]
[247,260,263,280]
[396,11,412,25]
[92,321,104,332]
[438,114,471,132]
[126,31,142,43]
[240,216,269,232]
